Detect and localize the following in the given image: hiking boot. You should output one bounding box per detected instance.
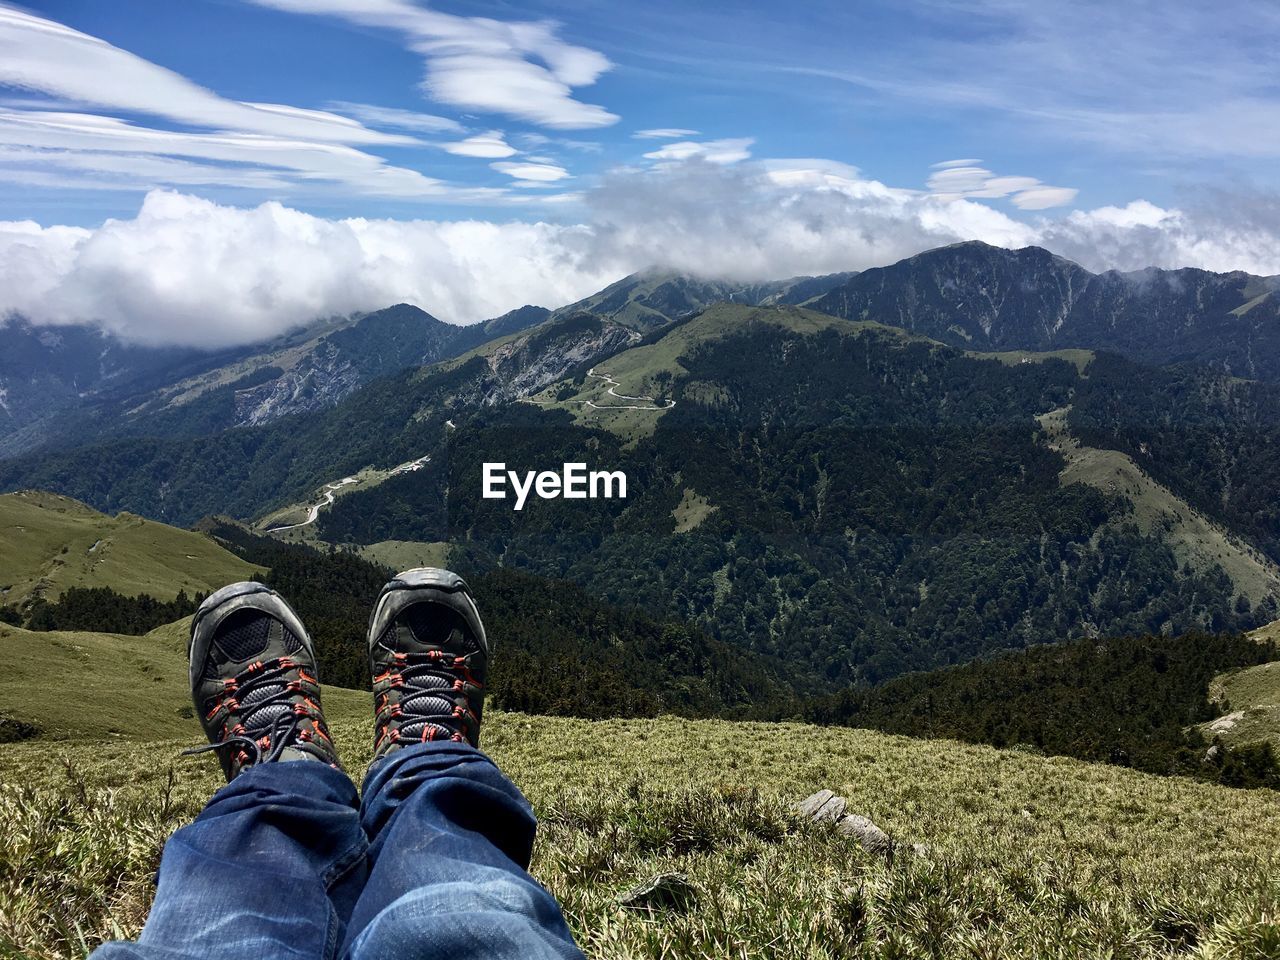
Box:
[367,568,489,760]
[186,582,340,781]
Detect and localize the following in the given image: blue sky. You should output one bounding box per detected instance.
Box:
[1,0,1279,345]
[6,0,1276,223]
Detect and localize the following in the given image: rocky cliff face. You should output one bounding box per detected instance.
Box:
[232,341,366,425]
[483,315,639,401]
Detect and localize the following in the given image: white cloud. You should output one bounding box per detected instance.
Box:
[0,190,614,346]
[634,128,701,139]
[247,0,618,129]
[491,161,571,182]
[327,101,463,134]
[643,138,754,165]
[5,164,1280,349]
[927,163,1077,209]
[443,131,517,158]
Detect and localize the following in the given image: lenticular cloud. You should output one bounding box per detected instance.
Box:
[3,165,1279,348]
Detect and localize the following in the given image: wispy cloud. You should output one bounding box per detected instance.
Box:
[247,0,618,130]
[0,6,551,201]
[0,7,408,145]
[634,128,700,140]
[783,0,1280,160]
[326,101,463,134]
[643,138,753,165]
[0,110,458,198]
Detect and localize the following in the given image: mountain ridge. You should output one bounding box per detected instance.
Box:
[810,240,1280,377]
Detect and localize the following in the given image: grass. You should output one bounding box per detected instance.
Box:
[0,619,196,740]
[0,491,259,606]
[972,348,1096,374]
[671,488,717,533]
[2,614,1280,960]
[354,539,451,571]
[2,704,1279,959]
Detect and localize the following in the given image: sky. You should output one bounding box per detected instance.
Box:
[1,0,1279,346]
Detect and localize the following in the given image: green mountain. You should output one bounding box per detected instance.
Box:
[9,242,1280,690]
[14,301,1279,686]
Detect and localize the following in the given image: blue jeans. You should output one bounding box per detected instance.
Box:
[91,743,584,960]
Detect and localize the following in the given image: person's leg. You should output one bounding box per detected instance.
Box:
[92,762,367,960]
[342,568,583,960]
[93,582,362,960]
[343,743,580,960]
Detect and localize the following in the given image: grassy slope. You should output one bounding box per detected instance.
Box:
[1038,408,1280,607]
[0,491,260,605]
[3,707,1280,958]
[355,539,450,571]
[527,304,913,441]
[973,347,1096,374]
[1203,620,1280,749]
[2,616,1279,957]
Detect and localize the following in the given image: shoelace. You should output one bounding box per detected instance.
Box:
[184,710,304,767]
[375,650,482,749]
[184,656,330,769]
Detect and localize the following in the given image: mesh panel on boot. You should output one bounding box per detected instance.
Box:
[281,627,303,653]
[214,610,272,661]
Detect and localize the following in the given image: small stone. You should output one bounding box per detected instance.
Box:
[836,813,893,857]
[796,789,847,823]
[618,873,698,913]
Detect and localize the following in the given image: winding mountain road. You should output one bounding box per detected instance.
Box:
[524,368,675,411]
[267,477,358,532]
[266,454,431,534]
[583,368,676,410]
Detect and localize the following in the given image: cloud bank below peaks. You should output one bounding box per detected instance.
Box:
[3,161,1279,348]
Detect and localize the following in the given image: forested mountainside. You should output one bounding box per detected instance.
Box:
[7,302,1276,685]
